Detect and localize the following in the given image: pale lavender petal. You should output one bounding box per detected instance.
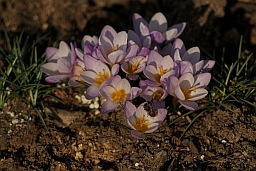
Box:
[155,108,167,121]
[116,78,131,91]
[182,47,200,65]
[45,74,70,83]
[175,85,185,100]
[80,71,98,85]
[143,65,159,82]
[68,78,83,87]
[140,22,150,36]
[57,58,71,73]
[70,42,76,65]
[108,50,124,64]
[111,64,120,76]
[100,25,117,41]
[179,61,193,75]
[150,31,165,44]
[41,63,58,75]
[148,50,163,65]
[51,41,70,61]
[128,87,142,100]
[125,44,139,59]
[75,48,83,60]
[164,22,186,41]
[100,85,116,99]
[100,99,119,114]
[162,55,173,70]
[133,13,148,35]
[131,130,145,139]
[99,35,114,57]
[85,85,100,100]
[46,47,58,61]
[194,60,215,74]
[166,75,178,96]
[178,72,194,86]
[124,101,136,118]
[160,70,176,84]
[180,80,192,91]
[149,12,167,33]
[171,38,186,57]
[189,88,208,101]
[113,31,127,49]
[109,75,122,87]
[145,123,159,133]
[179,100,198,110]
[173,49,182,62]
[194,73,211,88]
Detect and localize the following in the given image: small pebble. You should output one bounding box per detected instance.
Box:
[135,163,139,167]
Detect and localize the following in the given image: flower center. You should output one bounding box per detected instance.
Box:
[158,66,172,76]
[153,90,163,101]
[181,86,196,99]
[128,61,138,74]
[106,45,118,56]
[134,117,149,133]
[94,71,109,86]
[111,89,127,103]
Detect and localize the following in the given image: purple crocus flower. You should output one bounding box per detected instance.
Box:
[124,101,167,139]
[100,75,141,114]
[143,50,175,85]
[139,80,168,109]
[133,12,186,48]
[80,56,118,99]
[121,55,147,80]
[41,42,86,86]
[166,72,210,110]
[97,25,138,66]
[170,38,215,75]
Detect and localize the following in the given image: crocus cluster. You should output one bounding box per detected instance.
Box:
[41,12,215,139]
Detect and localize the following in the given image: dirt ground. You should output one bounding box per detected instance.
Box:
[1,0,256,170]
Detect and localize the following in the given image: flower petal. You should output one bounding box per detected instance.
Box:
[179,100,198,110]
[45,74,70,83]
[124,101,136,118]
[182,47,200,65]
[131,130,145,139]
[189,88,208,101]
[100,99,119,114]
[149,12,167,33]
[85,85,100,100]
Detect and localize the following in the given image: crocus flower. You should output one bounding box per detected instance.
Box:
[121,55,147,80]
[124,101,167,139]
[166,72,210,110]
[41,42,86,86]
[133,12,186,48]
[143,50,175,85]
[97,25,138,66]
[170,39,215,75]
[80,56,118,99]
[139,80,168,109]
[100,75,141,114]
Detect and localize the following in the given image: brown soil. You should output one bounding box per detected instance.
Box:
[1,0,256,170]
